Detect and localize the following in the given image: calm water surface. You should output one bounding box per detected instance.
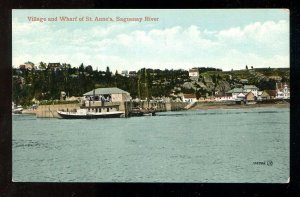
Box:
[12,107,289,183]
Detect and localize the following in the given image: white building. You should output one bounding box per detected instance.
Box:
[19,61,35,70]
[243,85,259,97]
[214,96,235,102]
[182,94,197,102]
[276,83,290,99]
[83,87,131,102]
[226,85,259,100]
[226,88,244,99]
[121,70,129,77]
[189,68,199,79]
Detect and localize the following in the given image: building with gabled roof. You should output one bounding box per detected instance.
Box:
[19,61,35,70]
[121,70,129,77]
[243,85,259,97]
[48,63,61,69]
[276,83,290,99]
[226,85,259,100]
[189,68,199,80]
[226,88,244,99]
[257,90,272,101]
[182,94,197,102]
[83,87,131,102]
[245,91,256,103]
[189,68,199,76]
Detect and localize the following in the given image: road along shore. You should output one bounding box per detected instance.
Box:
[190,102,289,110]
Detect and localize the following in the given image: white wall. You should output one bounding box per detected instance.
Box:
[215,96,234,101]
[111,93,123,102]
[183,97,197,102]
[189,72,199,77]
[276,86,290,99]
[244,89,258,97]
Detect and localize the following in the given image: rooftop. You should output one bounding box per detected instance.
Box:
[183,94,197,98]
[244,85,258,89]
[227,88,244,93]
[240,79,248,82]
[83,87,130,96]
[48,63,61,68]
[189,68,199,73]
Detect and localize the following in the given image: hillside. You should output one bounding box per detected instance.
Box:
[12,64,290,106]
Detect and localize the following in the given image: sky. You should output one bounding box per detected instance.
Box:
[12,9,289,72]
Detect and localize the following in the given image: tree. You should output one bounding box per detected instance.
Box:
[246,65,248,70]
[79,63,85,72]
[105,66,112,84]
[39,61,47,70]
[114,70,119,87]
[85,65,93,73]
[106,66,111,76]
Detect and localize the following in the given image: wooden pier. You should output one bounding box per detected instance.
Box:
[124,100,188,117]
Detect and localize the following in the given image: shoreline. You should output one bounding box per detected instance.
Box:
[189,103,289,110]
[22,109,37,115]
[18,102,289,116]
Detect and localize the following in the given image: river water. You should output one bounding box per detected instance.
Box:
[12,107,289,183]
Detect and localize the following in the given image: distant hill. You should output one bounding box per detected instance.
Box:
[12,64,290,106]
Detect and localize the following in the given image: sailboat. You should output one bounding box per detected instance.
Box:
[129,69,155,117]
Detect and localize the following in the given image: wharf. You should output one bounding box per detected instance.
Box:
[22,109,37,115]
[35,101,189,118]
[124,100,188,117]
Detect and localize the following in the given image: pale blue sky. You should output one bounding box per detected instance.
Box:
[12,9,289,71]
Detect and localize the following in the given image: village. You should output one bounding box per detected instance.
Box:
[12,61,290,117]
[180,68,290,104]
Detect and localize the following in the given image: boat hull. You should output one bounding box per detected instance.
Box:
[129,111,156,117]
[12,110,23,114]
[57,111,124,119]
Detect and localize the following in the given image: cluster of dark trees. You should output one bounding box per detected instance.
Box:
[12,63,190,106]
[12,62,290,106]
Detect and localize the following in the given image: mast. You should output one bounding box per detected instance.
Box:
[144,68,149,100]
[138,70,141,99]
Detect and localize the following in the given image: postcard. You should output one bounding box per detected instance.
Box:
[12,9,290,183]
